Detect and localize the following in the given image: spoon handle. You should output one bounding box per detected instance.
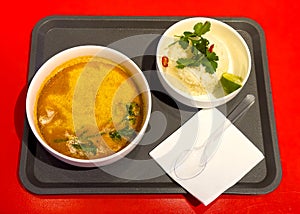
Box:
[199,94,256,166]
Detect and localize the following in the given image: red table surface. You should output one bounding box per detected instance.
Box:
[1,0,299,213]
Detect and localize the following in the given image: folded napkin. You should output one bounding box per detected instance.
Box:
[149,108,264,205]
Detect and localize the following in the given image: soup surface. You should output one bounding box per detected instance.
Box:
[35,56,145,159]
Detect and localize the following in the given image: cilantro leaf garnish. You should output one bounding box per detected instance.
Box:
[109,102,140,142]
[176,54,202,68]
[172,21,219,73]
[71,140,97,155]
[109,130,122,141]
[194,21,211,36]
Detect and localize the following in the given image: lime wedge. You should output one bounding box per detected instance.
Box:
[220,73,243,94]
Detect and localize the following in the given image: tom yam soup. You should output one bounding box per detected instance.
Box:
[35,56,146,160]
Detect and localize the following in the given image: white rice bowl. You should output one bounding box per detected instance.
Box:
[156,17,251,108]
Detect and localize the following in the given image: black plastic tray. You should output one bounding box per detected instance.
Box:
[19,16,281,195]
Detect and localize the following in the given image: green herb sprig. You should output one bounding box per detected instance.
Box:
[109,102,140,142]
[71,140,98,155]
[173,21,219,74]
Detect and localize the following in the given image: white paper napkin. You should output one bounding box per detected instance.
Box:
[149,108,264,205]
